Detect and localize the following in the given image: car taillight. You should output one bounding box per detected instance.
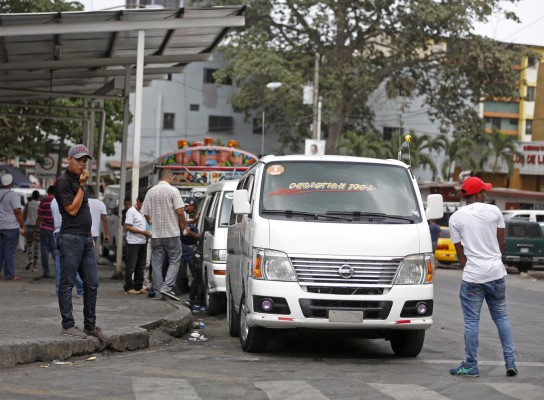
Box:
[436,244,449,250]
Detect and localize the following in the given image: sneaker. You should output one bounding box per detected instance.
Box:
[125,289,140,295]
[153,295,165,301]
[61,326,87,339]
[6,275,21,281]
[506,364,519,376]
[160,289,180,301]
[84,326,109,342]
[184,298,194,308]
[192,304,207,312]
[449,362,479,377]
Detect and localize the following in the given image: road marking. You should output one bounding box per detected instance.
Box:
[368,383,450,400]
[484,383,543,400]
[132,377,199,400]
[256,380,330,400]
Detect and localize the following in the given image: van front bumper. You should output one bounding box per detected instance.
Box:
[246,279,433,331]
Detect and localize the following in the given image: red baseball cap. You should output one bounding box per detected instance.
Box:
[461,177,492,196]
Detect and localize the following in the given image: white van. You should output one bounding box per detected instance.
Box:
[102,184,120,257]
[502,209,544,230]
[13,188,47,209]
[226,155,443,355]
[196,180,239,315]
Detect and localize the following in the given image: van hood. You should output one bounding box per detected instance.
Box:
[267,219,425,257]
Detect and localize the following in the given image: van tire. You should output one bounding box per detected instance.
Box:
[227,284,239,337]
[390,330,425,357]
[204,272,224,316]
[239,295,267,353]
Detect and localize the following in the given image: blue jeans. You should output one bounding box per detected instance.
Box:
[40,229,57,277]
[0,228,19,279]
[460,278,516,368]
[58,234,99,330]
[150,237,182,296]
[54,233,83,296]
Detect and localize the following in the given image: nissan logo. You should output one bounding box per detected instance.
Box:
[338,264,355,279]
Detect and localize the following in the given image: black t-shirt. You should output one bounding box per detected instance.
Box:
[54,169,92,235]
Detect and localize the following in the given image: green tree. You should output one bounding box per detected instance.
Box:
[336,130,389,158]
[386,132,440,178]
[434,134,477,181]
[213,0,524,154]
[477,130,524,183]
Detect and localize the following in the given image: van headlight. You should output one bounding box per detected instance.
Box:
[394,253,434,285]
[251,248,297,281]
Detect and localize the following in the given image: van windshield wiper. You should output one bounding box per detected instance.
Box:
[262,209,352,221]
[326,211,415,223]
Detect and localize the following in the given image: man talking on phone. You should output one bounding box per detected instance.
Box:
[54,144,108,343]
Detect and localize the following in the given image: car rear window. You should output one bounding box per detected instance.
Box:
[440,228,450,238]
[507,224,542,238]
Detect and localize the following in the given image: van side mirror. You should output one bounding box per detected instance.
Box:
[204,216,215,234]
[233,189,251,215]
[426,194,444,220]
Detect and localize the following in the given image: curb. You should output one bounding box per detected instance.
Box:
[0,307,193,368]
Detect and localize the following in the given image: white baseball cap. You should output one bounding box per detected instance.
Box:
[1,173,13,186]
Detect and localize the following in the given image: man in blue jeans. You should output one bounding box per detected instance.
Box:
[54,144,108,342]
[449,177,517,377]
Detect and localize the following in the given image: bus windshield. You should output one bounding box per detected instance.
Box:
[260,161,422,222]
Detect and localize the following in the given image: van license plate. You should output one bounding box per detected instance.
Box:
[329,310,364,323]
[520,248,529,253]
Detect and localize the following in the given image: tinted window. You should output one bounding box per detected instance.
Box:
[440,228,450,238]
[507,223,542,238]
[260,161,421,221]
[219,191,234,226]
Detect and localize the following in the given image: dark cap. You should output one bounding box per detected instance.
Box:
[461,177,492,196]
[185,197,197,206]
[68,144,93,159]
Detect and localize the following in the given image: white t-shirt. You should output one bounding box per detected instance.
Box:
[125,206,147,245]
[449,202,506,283]
[88,198,107,238]
[25,199,40,225]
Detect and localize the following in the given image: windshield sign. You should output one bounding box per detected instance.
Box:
[261,161,421,223]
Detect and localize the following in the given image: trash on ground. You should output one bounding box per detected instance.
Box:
[192,322,205,329]
[86,356,97,361]
[190,331,201,338]
[52,360,73,366]
[39,364,49,368]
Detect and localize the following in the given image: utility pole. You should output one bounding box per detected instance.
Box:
[312,52,320,140]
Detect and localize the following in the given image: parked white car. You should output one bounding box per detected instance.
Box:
[502,209,544,231]
[226,155,443,355]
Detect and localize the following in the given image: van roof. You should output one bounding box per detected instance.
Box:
[206,179,239,193]
[259,154,409,168]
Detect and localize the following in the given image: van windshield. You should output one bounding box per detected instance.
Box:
[219,191,234,226]
[260,161,421,223]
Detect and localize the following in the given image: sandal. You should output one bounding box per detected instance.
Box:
[7,275,21,281]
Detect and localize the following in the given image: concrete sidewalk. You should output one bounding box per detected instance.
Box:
[0,250,193,368]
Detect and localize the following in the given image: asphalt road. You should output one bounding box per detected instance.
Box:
[1,268,542,400]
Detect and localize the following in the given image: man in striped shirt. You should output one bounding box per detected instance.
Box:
[36,185,57,279]
[141,169,188,301]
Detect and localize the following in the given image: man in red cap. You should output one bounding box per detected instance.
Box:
[448,177,517,377]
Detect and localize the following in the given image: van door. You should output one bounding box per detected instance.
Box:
[227,174,256,309]
[202,192,220,267]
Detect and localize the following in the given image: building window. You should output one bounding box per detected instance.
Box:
[509,118,518,126]
[204,68,232,85]
[383,126,403,141]
[527,56,537,69]
[526,119,533,136]
[527,87,536,102]
[163,113,175,130]
[190,104,199,112]
[208,116,234,133]
[485,117,501,130]
[253,117,263,134]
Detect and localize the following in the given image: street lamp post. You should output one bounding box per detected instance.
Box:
[261,110,265,157]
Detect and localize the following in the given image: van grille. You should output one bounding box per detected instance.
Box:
[291,257,401,289]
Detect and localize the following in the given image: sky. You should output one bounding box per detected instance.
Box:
[79,0,544,47]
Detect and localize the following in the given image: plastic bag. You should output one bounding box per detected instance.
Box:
[17,233,26,252]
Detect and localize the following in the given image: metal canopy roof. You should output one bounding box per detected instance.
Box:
[0,6,246,101]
